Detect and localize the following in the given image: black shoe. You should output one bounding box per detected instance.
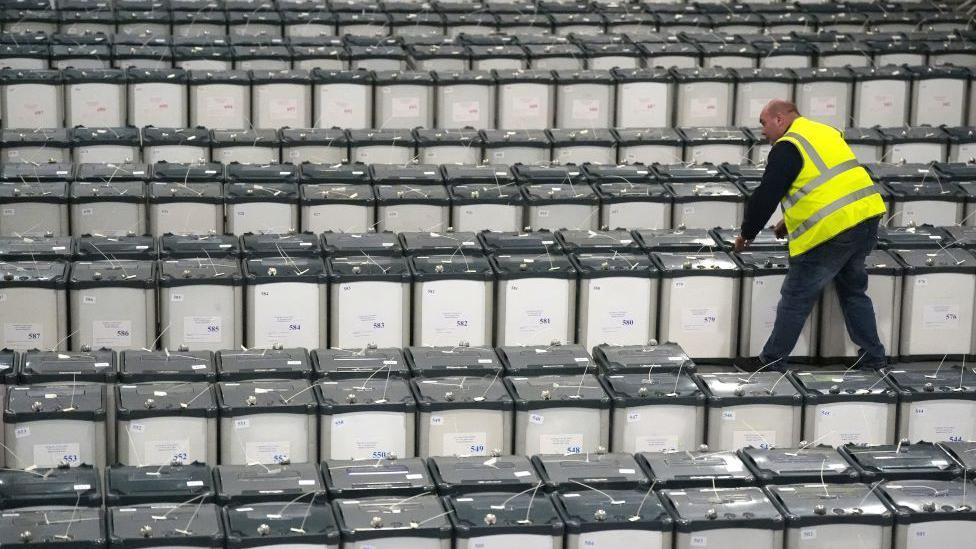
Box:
[736,357,788,373]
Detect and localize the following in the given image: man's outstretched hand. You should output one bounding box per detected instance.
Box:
[774,219,787,239]
[733,235,750,253]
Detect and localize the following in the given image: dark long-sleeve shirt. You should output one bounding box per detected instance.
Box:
[740,141,803,241]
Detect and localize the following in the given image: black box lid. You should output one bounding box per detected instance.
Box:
[504,374,610,410]
[739,446,860,485]
[214,463,323,504]
[216,379,318,416]
[791,370,898,404]
[601,371,703,407]
[216,347,312,381]
[0,464,101,508]
[428,455,542,494]
[312,347,408,380]
[556,229,642,254]
[661,486,781,531]
[638,450,754,489]
[532,452,649,490]
[105,463,215,507]
[447,492,563,538]
[767,482,890,528]
[322,457,433,498]
[73,235,157,261]
[880,479,976,524]
[592,343,694,374]
[0,182,69,203]
[68,259,154,289]
[223,501,339,547]
[405,346,502,377]
[498,344,593,376]
[321,232,403,257]
[108,502,223,546]
[241,232,320,258]
[555,489,671,533]
[334,495,452,541]
[151,162,223,183]
[886,361,976,401]
[478,230,559,254]
[157,234,240,259]
[0,259,68,288]
[19,349,117,384]
[6,382,106,422]
[316,377,416,413]
[839,442,962,482]
[119,350,215,382]
[0,507,104,546]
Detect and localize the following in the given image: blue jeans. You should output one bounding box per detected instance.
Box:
[761,216,886,368]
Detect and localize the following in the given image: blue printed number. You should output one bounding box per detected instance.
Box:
[456,320,469,327]
[63,454,79,463]
[207,325,220,333]
[566,446,582,454]
[288,324,301,331]
[116,329,130,337]
[272,453,289,464]
[372,322,385,329]
[470,444,485,454]
[370,450,389,459]
[539,318,551,324]
[27,332,40,340]
[622,319,635,326]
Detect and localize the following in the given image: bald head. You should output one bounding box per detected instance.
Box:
[759,99,800,144]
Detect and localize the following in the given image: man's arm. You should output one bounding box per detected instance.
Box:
[739,141,803,241]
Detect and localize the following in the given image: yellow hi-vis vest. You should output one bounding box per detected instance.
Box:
[776,117,886,257]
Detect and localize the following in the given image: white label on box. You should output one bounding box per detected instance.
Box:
[626,411,641,423]
[571,99,601,121]
[73,484,90,491]
[681,307,719,331]
[691,534,707,547]
[1,208,14,216]
[442,432,487,456]
[722,410,736,420]
[80,207,94,216]
[391,96,421,118]
[539,433,584,455]
[298,479,316,486]
[529,413,545,425]
[183,316,222,343]
[673,281,686,288]
[405,473,423,480]
[186,480,204,487]
[14,426,29,439]
[170,293,184,302]
[637,96,658,113]
[513,470,531,478]
[4,323,42,346]
[635,436,679,453]
[732,430,776,450]
[514,96,542,117]
[451,100,481,122]
[430,415,444,425]
[128,423,145,433]
[873,94,895,111]
[810,96,838,116]
[82,295,96,304]
[33,442,81,467]
[270,98,299,119]
[324,100,354,121]
[689,97,718,118]
[145,440,190,464]
[245,441,291,464]
[800,528,816,541]
[204,95,238,114]
[923,303,960,329]
[92,320,132,348]
[915,277,928,286]
[234,418,250,429]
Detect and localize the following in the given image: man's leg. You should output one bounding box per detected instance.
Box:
[833,219,886,366]
[759,235,858,369]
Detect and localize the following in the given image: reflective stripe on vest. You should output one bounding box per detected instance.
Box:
[788,185,881,241]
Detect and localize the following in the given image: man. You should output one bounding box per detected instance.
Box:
[733,99,888,371]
